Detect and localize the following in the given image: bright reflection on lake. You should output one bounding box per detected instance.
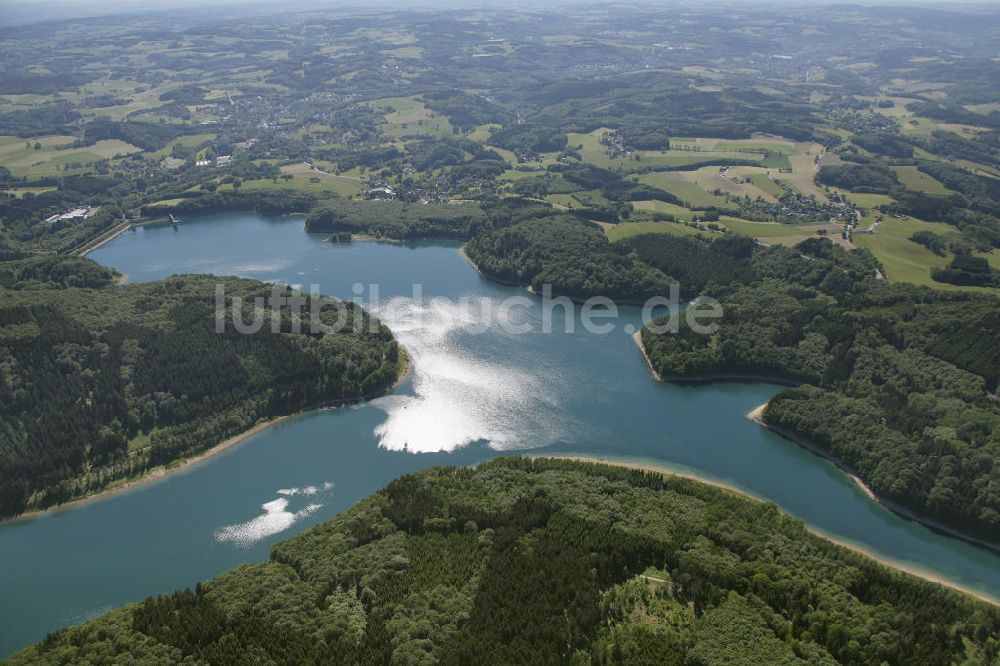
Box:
[2,211,999,657]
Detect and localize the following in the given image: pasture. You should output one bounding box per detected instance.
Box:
[0,137,142,178]
[603,219,709,241]
[841,191,895,209]
[567,130,766,172]
[631,200,698,221]
[544,193,579,209]
[1,187,57,198]
[746,172,786,199]
[776,145,828,200]
[719,217,819,239]
[234,162,363,197]
[871,97,991,139]
[148,133,216,160]
[636,172,731,209]
[852,216,974,289]
[371,97,455,139]
[891,166,951,195]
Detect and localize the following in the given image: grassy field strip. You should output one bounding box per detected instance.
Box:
[685,165,779,202]
[778,144,827,201]
[868,96,984,139]
[222,162,364,197]
[636,172,730,209]
[840,191,895,209]
[1,187,57,198]
[147,133,216,159]
[2,140,143,178]
[744,171,786,200]
[371,96,454,139]
[603,219,709,241]
[0,134,77,156]
[719,216,817,237]
[892,166,951,195]
[568,130,766,171]
[605,214,839,246]
[543,193,578,209]
[632,200,698,220]
[853,216,999,293]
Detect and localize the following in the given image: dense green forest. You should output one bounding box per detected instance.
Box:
[463,209,873,304]
[816,164,900,194]
[0,257,404,518]
[933,254,1000,288]
[11,458,1000,665]
[3,3,1000,660]
[304,199,487,240]
[615,234,758,300]
[639,235,1000,543]
[464,213,674,302]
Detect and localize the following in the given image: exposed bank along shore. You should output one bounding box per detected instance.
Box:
[8,347,411,523]
[532,454,999,607]
[632,330,1000,559]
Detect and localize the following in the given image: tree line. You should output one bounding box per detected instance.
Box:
[639,235,1000,543]
[12,458,999,664]
[0,259,404,518]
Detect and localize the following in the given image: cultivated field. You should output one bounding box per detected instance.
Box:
[0,138,142,177]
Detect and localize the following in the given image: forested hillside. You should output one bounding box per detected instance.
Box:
[0,257,404,518]
[304,199,487,240]
[639,235,1000,543]
[464,213,674,302]
[11,458,1000,665]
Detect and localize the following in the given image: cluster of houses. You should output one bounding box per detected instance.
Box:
[233,138,258,151]
[826,108,898,135]
[363,171,479,204]
[366,182,396,199]
[843,211,883,242]
[599,130,630,158]
[192,137,260,168]
[111,158,160,178]
[195,155,233,168]
[779,192,855,223]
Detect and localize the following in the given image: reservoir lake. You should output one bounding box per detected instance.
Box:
[2,211,999,656]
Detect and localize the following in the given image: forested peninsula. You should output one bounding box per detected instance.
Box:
[634,234,1000,547]
[0,256,405,519]
[10,458,1000,665]
[301,195,1000,547]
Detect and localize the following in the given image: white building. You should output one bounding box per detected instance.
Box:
[45,206,100,224]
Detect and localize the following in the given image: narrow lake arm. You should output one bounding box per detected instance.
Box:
[628,231,1000,550]
[9,458,1000,665]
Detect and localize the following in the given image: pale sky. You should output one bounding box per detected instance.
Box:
[3,0,999,26]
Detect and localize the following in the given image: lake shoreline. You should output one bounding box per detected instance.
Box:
[631,331,800,386]
[459,246,659,306]
[630,331,1000,560]
[77,216,187,257]
[747,401,1000,558]
[7,415,296,524]
[632,330,662,381]
[458,245,521,287]
[532,454,1000,606]
[6,346,412,525]
[746,402,877,501]
[74,220,133,256]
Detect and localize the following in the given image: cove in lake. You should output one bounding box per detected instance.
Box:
[2,211,1000,656]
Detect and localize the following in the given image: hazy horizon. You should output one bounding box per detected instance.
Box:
[5,0,1000,27]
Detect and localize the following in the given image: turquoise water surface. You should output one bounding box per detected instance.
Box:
[2,212,998,655]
